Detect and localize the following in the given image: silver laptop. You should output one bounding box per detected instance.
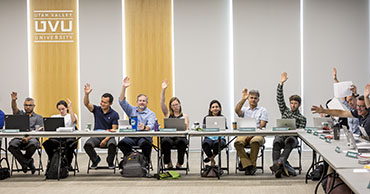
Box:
[313,117,334,129]
[343,125,359,149]
[237,117,257,128]
[276,119,296,130]
[164,118,186,131]
[206,116,226,130]
[359,126,370,141]
[118,120,132,129]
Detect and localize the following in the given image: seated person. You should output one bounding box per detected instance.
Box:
[43,99,78,171]
[83,84,119,169]
[0,108,4,129]
[202,100,227,167]
[271,72,306,178]
[234,89,268,175]
[8,92,43,174]
[160,80,189,169]
[118,76,156,162]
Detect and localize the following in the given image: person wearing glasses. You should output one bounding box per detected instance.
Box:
[8,92,43,174]
[312,83,370,138]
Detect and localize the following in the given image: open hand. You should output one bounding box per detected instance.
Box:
[84,83,92,95]
[122,76,131,88]
[311,105,325,114]
[11,92,18,101]
[162,80,168,89]
[242,88,249,100]
[280,72,288,85]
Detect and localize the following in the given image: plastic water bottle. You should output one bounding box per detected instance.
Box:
[154,119,159,131]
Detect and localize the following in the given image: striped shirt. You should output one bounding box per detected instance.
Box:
[276,84,306,129]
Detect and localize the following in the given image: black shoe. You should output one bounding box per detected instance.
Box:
[275,169,282,178]
[203,158,210,163]
[22,166,28,173]
[108,163,115,169]
[285,162,297,176]
[238,162,247,171]
[91,156,101,169]
[245,165,257,175]
[280,164,289,177]
[27,158,36,175]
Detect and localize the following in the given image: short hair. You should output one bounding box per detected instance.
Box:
[358,95,365,101]
[24,97,34,103]
[249,90,260,98]
[102,93,114,104]
[137,94,148,102]
[289,95,301,104]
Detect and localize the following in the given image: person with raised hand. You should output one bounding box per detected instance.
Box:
[160,80,189,169]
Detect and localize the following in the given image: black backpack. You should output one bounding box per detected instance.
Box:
[119,152,148,177]
[0,158,10,180]
[46,148,69,179]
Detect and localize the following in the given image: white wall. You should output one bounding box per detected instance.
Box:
[173,0,232,150]
[0,0,28,115]
[79,0,124,131]
[303,0,369,126]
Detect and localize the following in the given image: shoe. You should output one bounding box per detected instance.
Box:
[280,164,289,177]
[91,156,101,169]
[108,163,115,169]
[238,162,247,171]
[67,165,74,171]
[22,166,28,173]
[27,159,36,175]
[203,158,210,163]
[285,162,297,176]
[244,165,256,175]
[269,161,280,173]
[275,169,282,178]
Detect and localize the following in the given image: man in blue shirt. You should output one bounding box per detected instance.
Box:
[118,76,156,161]
[83,83,120,169]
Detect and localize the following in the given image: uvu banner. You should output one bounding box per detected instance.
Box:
[29,0,79,120]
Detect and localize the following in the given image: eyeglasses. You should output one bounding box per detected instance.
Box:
[357,105,366,109]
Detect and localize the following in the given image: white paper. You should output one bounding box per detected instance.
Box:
[353,169,370,173]
[334,81,353,98]
[327,97,348,111]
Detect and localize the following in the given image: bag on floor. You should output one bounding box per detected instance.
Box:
[119,151,148,177]
[324,174,352,194]
[154,171,181,180]
[201,165,223,177]
[0,167,10,180]
[46,148,69,179]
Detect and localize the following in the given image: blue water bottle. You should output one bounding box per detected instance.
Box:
[130,116,138,131]
[154,119,159,131]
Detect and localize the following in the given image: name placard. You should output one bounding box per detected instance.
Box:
[272,127,290,131]
[203,128,220,132]
[119,129,136,132]
[239,127,256,131]
[313,131,319,136]
[335,146,341,153]
[320,135,326,140]
[325,138,332,143]
[307,129,313,134]
[346,151,359,159]
[159,128,177,132]
[2,129,20,133]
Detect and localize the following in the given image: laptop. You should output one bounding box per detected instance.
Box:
[313,117,334,129]
[164,118,186,131]
[206,116,226,130]
[359,126,370,141]
[237,117,257,128]
[44,117,64,131]
[276,119,296,130]
[5,115,30,132]
[118,120,132,129]
[343,126,370,153]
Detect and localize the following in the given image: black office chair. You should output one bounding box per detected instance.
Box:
[200,136,230,175]
[11,146,43,175]
[292,139,302,174]
[235,144,265,174]
[87,146,119,174]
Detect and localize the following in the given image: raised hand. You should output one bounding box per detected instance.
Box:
[333,68,339,83]
[122,76,131,88]
[11,92,18,101]
[67,98,72,109]
[280,72,288,85]
[162,80,168,90]
[364,83,370,98]
[242,88,249,100]
[311,105,325,114]
[84,83,92,95]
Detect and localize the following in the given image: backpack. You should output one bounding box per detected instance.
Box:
[0,158,10,180]
[46,148,69,179]
[201,165,223,177]
[119,152,148,177]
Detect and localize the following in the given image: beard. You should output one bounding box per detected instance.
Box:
[138,106,146,110]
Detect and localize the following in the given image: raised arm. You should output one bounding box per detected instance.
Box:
[120,76,130,101]
[311,105,354,118]
[277,72,289,114]
[333,67,339,83]
[83,83,94,112]
[67,98,77,124]
[10,92,19,114]
[365,83,370,108]
[235,88,248,117]
[160,80,169,117]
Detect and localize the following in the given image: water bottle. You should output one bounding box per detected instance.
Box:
[130,116,138,131]
[154,119,159,131]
